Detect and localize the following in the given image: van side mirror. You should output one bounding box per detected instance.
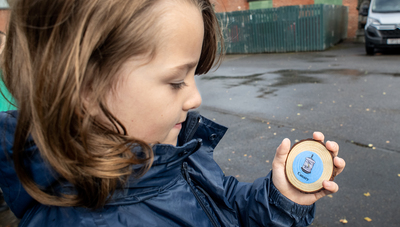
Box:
[359,5,369,16]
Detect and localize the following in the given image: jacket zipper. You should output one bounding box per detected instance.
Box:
[182,162,219,227]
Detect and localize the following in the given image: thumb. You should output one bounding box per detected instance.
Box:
[273,138,291,168]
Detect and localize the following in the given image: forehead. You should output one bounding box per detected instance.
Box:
[140,2,203,67]
[152,0,203,48]
[117,1,204,76]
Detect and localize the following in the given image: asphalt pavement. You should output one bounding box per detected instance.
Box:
[197,41,400,227]
[1,41,399,226]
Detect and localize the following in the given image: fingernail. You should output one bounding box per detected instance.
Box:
[282,138,288,143]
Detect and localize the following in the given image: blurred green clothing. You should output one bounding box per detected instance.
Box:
[0,76,17,112]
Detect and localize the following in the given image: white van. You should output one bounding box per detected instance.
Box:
[364,0,400,55]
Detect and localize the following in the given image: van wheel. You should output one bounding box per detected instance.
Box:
[365,43,374,55]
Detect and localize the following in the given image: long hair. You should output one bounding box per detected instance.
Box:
[1,0,223,209]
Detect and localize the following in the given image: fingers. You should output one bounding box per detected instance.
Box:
[325,140,345,176]
[307,133,345,202]
[334,156,346,176]
[313,131,324,143]
[326,140,339,156]
[323,180,339,193]
[273,138,291,169]
[313,132,338,157]
[315,181,339,200]
[275,138,291,157]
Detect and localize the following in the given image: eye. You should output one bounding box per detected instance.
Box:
[170,81,187,90]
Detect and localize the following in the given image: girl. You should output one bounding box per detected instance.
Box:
[0,0,345,226]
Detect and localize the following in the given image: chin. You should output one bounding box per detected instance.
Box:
[162,134,179,146]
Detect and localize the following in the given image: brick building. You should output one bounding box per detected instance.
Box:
[0,0,358,39]
[212,0,358,38]
[0,0,8,33]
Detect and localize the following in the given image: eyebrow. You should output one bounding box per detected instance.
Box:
[173,61,199,71]
[164,61,199,80]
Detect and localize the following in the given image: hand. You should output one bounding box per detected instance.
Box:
[272,132,346,205]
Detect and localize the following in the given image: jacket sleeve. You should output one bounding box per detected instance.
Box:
[222,171,315,227]
[189,115,315,226]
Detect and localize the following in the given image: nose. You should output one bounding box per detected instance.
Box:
[183,78,202,111]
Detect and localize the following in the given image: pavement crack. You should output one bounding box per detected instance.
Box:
[345,140,400,154]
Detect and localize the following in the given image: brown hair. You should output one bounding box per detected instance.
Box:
[2,0,223,209]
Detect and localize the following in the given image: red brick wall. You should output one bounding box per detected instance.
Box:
[343,0,358,38]
[0,10,9,33]
[273,0,314,7]
[212,0,249,12]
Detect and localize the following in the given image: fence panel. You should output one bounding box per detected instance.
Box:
[217,4,348,54]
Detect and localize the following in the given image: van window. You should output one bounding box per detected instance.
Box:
[372,0,400,13]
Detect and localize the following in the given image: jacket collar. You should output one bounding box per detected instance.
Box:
[107,111,228,204]
[0,110,227,210]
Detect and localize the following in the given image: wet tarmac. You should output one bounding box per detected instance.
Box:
[197,41,400,226]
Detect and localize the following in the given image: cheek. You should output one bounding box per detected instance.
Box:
[126,103,177,140]
[108,79,181,141]
[137,118,174,143]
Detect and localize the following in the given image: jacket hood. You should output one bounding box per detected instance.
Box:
[0,110,227,218]
[0,111,59,218]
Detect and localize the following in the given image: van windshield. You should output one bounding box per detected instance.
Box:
[372,0,400,13]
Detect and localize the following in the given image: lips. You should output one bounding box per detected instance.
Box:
[174,117,186,129]
[174,122,182,129]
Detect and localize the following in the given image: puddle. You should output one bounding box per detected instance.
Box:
[263,68,365,88]
[273,69,365,77]
[256,87,278,99]
[269,70,322,87]
[201,68,366,99]
[201,73,264,81]
[256,69,324,98]
[201,73,265,88]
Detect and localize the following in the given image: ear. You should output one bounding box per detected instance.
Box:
[81,88,101,117]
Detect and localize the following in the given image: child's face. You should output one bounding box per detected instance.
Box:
[106,2,203,146]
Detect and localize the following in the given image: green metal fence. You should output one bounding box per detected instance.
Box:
[249,1,273,10]
[314,0,343,5]
[217,4,348,54]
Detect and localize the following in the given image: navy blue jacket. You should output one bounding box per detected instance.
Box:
[0,110,315,226]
